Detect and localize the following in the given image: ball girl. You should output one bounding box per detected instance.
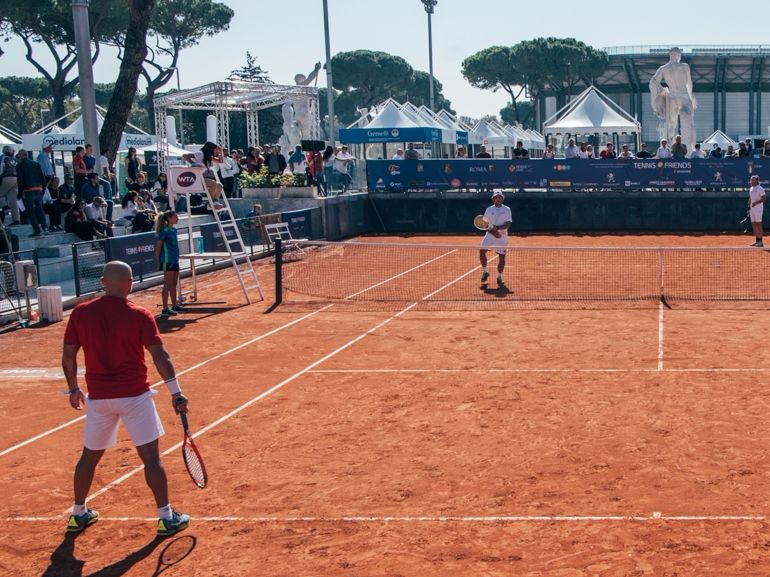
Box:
[155,210,185,316]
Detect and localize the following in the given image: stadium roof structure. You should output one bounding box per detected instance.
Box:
[543,86,640,135]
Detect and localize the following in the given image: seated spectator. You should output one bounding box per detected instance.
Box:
[710,146,723,159]
[65,200,104,241]
[724,145,739,159]
[738,141,751,158]
[152,173,169,206]
[671,135,687,158]
[84,196,114,237]
[128,172,150,195]
[511,141,529,159]
[635,143,653,158]
[404,143,421,160]
[689,143,706,159]
[475,145,492,159]
[599,143,616,159]
[656,139,672,159]
[140,189,159,216]
[58,174,77,209]
[618,144,635,159]
[391,148,404,160]
[542,143,556,159]
[585,144,595,159]
[761,140,770,159]
[563,139,579,159]
[80,171,114,220]
[455,146,467,159]
[577,142,589,159]
[745,137,754,157]
[42,178,64,231]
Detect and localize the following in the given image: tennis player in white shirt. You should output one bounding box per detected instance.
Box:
[748,175,766,247]
[480,190,512,288]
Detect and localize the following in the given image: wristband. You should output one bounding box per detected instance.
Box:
[164,377,182,395]
[63,388,80,395]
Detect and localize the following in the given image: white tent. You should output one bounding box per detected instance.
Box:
[543,86,641,136]
[469,120,511,147]
[0,133,13,146]
[701,129,738,150]
[362,99,421,129]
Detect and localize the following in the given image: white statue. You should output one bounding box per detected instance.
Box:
[294,62,322,87]
[279,63,323,150]
[649,47,697,150]
[279,102,301,152]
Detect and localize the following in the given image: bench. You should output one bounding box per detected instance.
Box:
[264,222,308,258]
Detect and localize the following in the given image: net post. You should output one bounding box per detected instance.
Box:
[274,237,283,306]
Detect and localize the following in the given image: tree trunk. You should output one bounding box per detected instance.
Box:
[145,85,157,133]
[99,0,155,166]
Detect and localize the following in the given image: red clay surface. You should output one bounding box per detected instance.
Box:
[3,234,770,576]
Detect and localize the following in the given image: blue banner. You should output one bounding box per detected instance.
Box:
[367,158,770,191]
[199,221,243,253]
[106,232,158,277]
[280,208,314,240]
[340,126,443,144]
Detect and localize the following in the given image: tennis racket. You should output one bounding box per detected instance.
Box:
[180,412,208,489]
[740,210,751,233]
[473,215,489,231]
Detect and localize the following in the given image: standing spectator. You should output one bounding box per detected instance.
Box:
[577,142,589,159]
[689,143,705,159]
[738,142,750,157]
[761,140,770,159]
[563,139,579,159]
[404,142,421,160]
[124,147,143,188]
[542,144,556,159]
[511,141,529,159]
[476,145,492,159]
[333,145,355,193]
[391,148,405,160]
[710,146,723,159]
[0,145,19,226]
[61,260,190,536]
[72,146,88,194]
[636,143,653,158]
[455,146,467,159]
[155,211,185,316]
[307,150,326,197]
[218,151,239,198]
[599,143,616,159]
[42,178,64,231]
[287,145,306,177]
[266,144,287,175]
[37,142,55,188]
[84,143,97,172]
[100,147,117,198]
[671,134,688,158]
[618,144,635,159]
[745,138,754,157]
[85,196,114,238]
[229,149,242,197]
[724,145,739,159]
[655,139,672,159]
[83,144,113,200]
[748,175,766,247]
[322,146,335,192]
[16,149,48,237]
[585,144,595,159]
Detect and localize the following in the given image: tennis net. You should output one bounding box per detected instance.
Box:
[274,240,770,306]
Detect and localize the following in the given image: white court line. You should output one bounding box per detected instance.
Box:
[79,251,478,509]
[0,307,331,458]
[8,514,765,523]
[658,300,665,371]
[308,367,770,374]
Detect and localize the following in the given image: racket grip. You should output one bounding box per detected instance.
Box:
[180,412,189,430]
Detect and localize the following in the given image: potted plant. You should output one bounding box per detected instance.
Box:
[239,167,315,198]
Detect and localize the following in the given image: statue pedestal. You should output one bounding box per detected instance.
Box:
[241,186,316,199]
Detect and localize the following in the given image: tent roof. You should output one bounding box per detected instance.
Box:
[701,129,738,148]
[469,120,511,145]
[363,99,421,129]
[133,141,189,157]
[543,86,640,134]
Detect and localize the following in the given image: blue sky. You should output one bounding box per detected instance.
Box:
[2,1,770,118]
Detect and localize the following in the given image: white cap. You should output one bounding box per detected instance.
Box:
[491,190,504,198]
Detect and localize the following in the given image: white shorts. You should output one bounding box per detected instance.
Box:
[83,390,165,450]
[750,206,763,223]
[481,233,508,255]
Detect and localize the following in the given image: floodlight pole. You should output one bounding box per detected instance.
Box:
[322,0,336,144]
[71,0,101,162]
[421,0,437,111]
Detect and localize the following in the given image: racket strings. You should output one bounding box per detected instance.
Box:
[183,441,207,488]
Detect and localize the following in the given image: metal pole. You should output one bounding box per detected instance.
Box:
[71,0,101,165]
[427,11,435,111]
[322,0,336,145]
[176,68,184,145]
[274,237,283,305]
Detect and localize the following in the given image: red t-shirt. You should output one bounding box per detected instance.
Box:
[63,296,164,399]
[73,154,87,175]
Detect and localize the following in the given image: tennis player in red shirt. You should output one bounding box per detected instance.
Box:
[62,260,190,536]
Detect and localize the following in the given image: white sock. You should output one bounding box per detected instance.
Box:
[72,503,87,516]
[158,504,173,520]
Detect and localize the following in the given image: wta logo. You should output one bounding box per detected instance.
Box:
[176,171,197,187]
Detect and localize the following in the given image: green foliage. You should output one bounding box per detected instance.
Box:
[332,50,413,110]
[0,76,55,133]
[401,71,454,114]
[463,38,608,123]
[238,166,305,189]
[500,101,534,128]
[228,51,272,83]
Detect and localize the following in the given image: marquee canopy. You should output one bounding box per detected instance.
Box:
[544,86,641,135]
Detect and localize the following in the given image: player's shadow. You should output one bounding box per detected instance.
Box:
[480,284,511,297]
[40,532,195,577]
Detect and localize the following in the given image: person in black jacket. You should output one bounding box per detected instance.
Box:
[15,150,48,237]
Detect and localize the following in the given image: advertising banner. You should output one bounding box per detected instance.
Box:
[106,232,157,277]
[367,158,770,191]
[21,133,155,152]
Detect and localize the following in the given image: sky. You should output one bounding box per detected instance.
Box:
[2,1,770,120]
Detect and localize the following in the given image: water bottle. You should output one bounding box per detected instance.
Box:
[196,237,204,254]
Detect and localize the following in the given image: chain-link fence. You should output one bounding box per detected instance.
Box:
[72,239,107,296]
[0,249,38,316]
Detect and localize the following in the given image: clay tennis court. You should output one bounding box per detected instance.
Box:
[3,234,770,576]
